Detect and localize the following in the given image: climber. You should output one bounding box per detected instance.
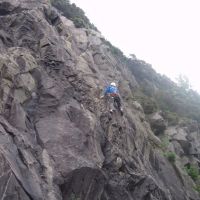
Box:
[100,82,123,116]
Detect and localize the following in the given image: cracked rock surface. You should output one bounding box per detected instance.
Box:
[0,0,200,199]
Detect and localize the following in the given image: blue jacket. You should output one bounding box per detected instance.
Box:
[104,85,119,95]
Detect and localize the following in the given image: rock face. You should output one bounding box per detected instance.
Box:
[165,121,200,158]
[149,111,167,135]
[0,0,200,199]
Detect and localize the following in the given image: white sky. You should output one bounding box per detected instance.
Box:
[71,0,200,92]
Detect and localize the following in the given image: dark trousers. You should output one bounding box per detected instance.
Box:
[113,96,122,110]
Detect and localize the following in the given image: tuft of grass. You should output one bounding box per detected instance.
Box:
[70,193,80,200]
[164,152,176,163]
[160,136,170,149]
[162,111,179,125]
[194,184,200,193]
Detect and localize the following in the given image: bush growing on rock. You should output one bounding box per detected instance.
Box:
[134,93,158,114]
[162,111,179,125]
[100,38,125,58]
[70,193,80,200]
[194,184,200,193]
[73,17,86,28]
[50,0,98,30]
[185,164,200,181]
[160,136,170,149]
[164,152,176,163]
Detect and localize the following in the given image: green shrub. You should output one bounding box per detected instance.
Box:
[134,94,158,114]
[194,184,200,193]
[160,136,170,149]
[185,165,200,181]
[70,193,80,200]
[164,152,176,163]
[50,0,98,30]
[162,111,179,126]
[73,17,86,28]
[100,38,125,58]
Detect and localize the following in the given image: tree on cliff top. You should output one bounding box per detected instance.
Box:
[176,74,191,91]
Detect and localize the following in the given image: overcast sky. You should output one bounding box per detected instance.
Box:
[71,0,200,92]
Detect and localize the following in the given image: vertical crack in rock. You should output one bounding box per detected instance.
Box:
[42,149,57,200]
[1,171,12,200]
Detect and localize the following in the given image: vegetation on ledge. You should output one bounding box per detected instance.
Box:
[50,0,98,30]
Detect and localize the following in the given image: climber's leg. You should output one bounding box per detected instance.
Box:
[114,96,123,116]
[109,96,115,113]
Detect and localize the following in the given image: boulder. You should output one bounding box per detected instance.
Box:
[132,100,144,112]
[149,112,167,135]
